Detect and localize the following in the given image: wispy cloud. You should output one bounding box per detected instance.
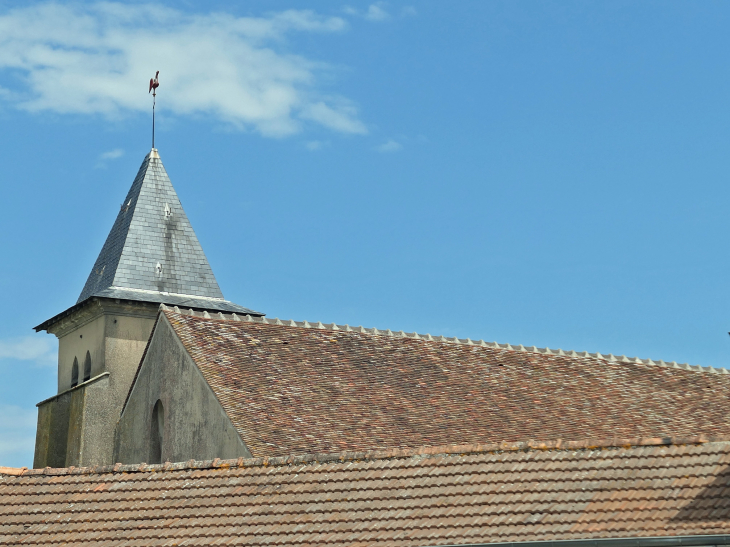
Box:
[305,140,328,151]
[0,3,367,137]
[365,3,390,21]
[0,405,37,468]
[375,139,403,152]
[301,101,366,134]
[96,148,125,168]
[401,6,417,17]
[99,148,124,160]
[0,336,56,366]
[344,2,391,22]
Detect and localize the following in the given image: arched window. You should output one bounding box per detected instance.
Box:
[150,399,164,464]
[71,358,79,387]
[83,351,92,382]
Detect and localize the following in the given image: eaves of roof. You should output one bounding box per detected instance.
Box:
[433,535,730,547]
[34,293,262,332]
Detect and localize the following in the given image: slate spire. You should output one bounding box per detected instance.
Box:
[77,149,258,315]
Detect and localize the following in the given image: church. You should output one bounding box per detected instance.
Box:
[2,147,730,546]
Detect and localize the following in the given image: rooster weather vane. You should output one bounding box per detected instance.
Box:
[149,71,160,149]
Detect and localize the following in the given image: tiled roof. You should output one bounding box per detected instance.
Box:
[77,149,250,310]
[163,308,730,458]
[2,437,730,546]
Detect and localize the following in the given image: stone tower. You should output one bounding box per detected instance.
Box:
[33,148,261,468]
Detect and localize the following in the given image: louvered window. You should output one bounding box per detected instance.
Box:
[83,351,92,382]
[71,357,79,387]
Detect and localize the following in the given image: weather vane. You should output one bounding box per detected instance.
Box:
[149,71,160,149]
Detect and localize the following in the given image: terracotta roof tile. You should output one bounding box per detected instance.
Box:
[2,438,730,545]
[161,310,730,458]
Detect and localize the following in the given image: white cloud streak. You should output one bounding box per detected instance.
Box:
[305,140,327,151]
[365,3,390,21]
[0,3,367,137]
[376,139,402,152]
[344,3,391,22]
[100,148,124,160]
[0,336,56,366]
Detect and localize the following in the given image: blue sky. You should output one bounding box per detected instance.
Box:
[2,0,730,467]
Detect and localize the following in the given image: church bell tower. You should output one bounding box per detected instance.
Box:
[33,148,261,468]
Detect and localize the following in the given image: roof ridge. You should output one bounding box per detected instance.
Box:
[160,305,725,376]
[7,434,728,478]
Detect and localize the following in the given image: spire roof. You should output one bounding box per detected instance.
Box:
[76,149,259,315]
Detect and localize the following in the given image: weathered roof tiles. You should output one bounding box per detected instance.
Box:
[163,304,720,374]
[159,307,730,459]
[3,437,730,547]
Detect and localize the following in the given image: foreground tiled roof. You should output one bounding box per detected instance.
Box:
[162,309,730,458]
[2,437,730,546]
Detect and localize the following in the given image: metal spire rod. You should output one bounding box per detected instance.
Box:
[149,71,160,149]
